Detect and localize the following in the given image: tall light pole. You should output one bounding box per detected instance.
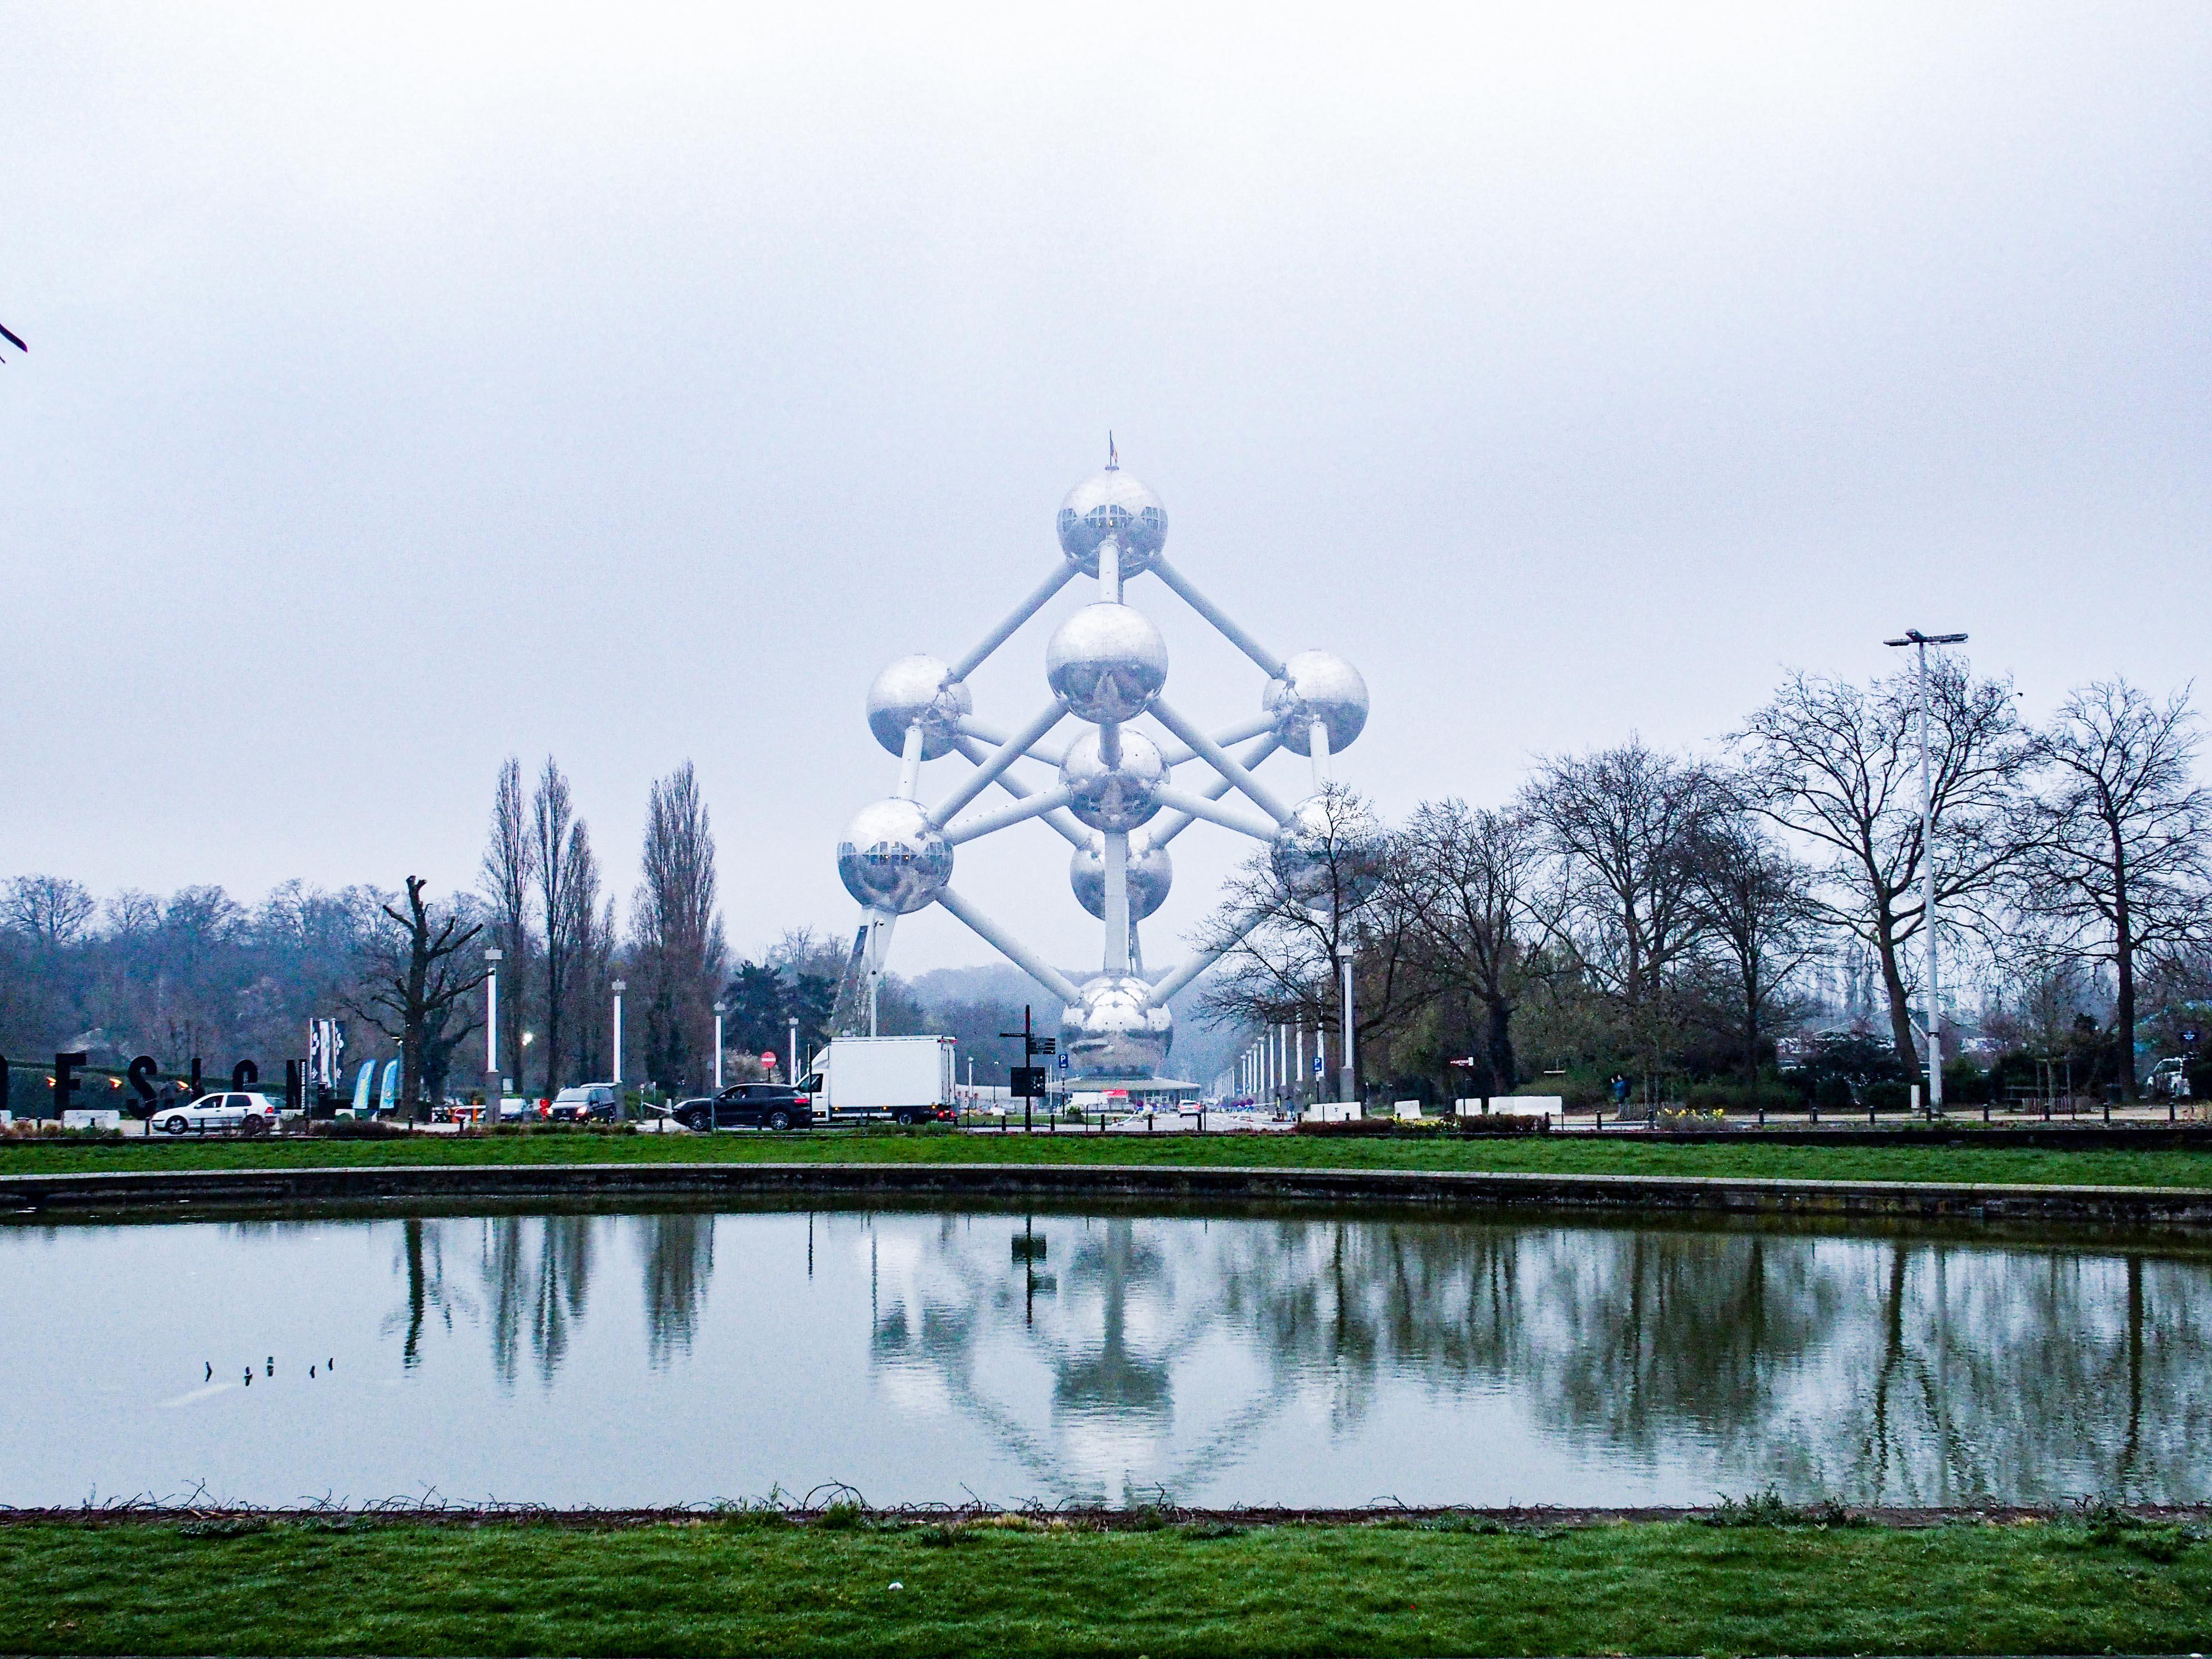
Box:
[1885,628,1968,1114]
[483,948,502,1129]
[712,1001,726,1090]
[788,1016,800,1088]
[610,979,627,1098]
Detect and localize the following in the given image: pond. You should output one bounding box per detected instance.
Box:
[1,1202,2205,1510]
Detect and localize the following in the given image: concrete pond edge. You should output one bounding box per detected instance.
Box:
[6,1159,2212,1226]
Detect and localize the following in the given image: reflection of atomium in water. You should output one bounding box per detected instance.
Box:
[835,440,1369,1088]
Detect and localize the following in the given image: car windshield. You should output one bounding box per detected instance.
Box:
[552,1088,591,1104]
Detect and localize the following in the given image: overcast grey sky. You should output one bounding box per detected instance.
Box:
[5,1,2208,976]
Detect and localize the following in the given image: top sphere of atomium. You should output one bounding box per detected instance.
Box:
[836,797,953,915]
[1270,792,1384,910]
[1057,469,1168,578]
[1264,649,1369,757]
[1046,602,1168,723]
[867,655,973,761]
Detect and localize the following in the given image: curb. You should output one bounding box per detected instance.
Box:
[6,1160,2212,1225]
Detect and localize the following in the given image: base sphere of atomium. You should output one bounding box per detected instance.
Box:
[1059,728,1166,832]
[1046,602,1168,723]
[867,655,973,760]
[1264,649,1369,757]
[1056,469,1169,578]
[1070,838,1172,921]
[1270,792,1384,910]
[836,798,953,915]
[1058,973,1175,1079]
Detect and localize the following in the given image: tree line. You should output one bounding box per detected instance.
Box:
[1202,666,2212,1107]
[0,755,1017,1112]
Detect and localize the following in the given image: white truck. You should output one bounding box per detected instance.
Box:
[809,1036,958,1124]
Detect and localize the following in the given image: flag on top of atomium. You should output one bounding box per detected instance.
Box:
[835,445,1370,1087]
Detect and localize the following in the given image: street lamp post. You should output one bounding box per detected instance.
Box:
[1338,946,1356,1107]
[712,1002,726,1092]
[1885,628,1968,1115]
[610,980,627,1110]
[787,1016,799,1089]
[483,948,502,1131]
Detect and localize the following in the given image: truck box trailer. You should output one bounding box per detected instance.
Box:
[813,1036,956,1118]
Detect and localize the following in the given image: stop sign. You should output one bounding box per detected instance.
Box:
[760,1051,779,1068]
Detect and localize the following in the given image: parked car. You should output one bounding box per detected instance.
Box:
[547,1084,619,1122]
[673,1084,814,1132]
[156,1092,282,1136]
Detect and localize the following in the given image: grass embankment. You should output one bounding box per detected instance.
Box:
[3,1510,2208,1656]
[5,1125,2212,1189]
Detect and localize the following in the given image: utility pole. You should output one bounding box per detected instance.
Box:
[1884,628,1967,1114]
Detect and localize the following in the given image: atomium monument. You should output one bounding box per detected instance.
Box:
[835,442,1370,1089]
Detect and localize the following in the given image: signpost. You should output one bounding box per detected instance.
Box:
[999,1006,1056,1133]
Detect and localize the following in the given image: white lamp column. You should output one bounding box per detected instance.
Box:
[483,947,502,1129]
[611,979,627,1101]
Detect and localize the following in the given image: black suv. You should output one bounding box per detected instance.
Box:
[674,1084,814,1132]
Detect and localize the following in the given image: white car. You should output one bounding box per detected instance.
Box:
[156,1092,283,1136]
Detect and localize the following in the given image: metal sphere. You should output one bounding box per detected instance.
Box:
[1056,469,1169,578]
[1046,602,1168,723]
[1264,650,1369,757]
[1069,838,1172,921]
[836,798,953,915]
[1057,973,1175,1079]
[1059,728,1166,833]
[1269,793,1384,910]
[866,654,973,760]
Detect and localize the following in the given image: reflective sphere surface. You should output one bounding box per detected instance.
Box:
[866,655,973,760]
[1059,729,1166,833]
[1264,650,1369,756]
[1069,838,1172,921]
[836,798,953,915]
[1056,470,1169,577]
[1058,973,1175,1079]
[1269,792,1384,910]
[1046,603,1168,723]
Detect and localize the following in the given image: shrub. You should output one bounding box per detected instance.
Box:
[1449,1113,1551,1136]
[1862,1080,1912,1113]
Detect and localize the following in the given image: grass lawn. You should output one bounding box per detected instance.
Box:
[6,1124,2212,1189]
[2,1511,2206,1656]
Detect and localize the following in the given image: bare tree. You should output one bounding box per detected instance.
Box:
[1197,787,1417,1098]
[479,758,534,1087]
[552,814,605,1088]
[631,763,725,1091]
[1735,663,2030,1074]
[1686,803,1823,1082]
[1394,799,1549,1097]
[2,875,96,947]
[348,877,487,1119]
[531,757,594,1093]
[1523,740,1720,1087]
[2014,680,2212,1097]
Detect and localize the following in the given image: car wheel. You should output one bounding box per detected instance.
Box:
[768,1109,792,1131]
[894,1109,915,1126]
[163,1115,189,1135]
[678,1110,704,1132]
[241,1115,269,1138]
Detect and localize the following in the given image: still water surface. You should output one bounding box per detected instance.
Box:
[1,1204,2205,1508]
